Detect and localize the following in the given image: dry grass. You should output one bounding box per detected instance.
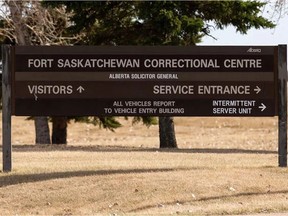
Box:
[1,116,288,215]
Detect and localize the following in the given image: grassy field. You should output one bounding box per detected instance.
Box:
[1,116,288,215]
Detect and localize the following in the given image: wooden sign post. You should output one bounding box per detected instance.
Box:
[2,45,12,172]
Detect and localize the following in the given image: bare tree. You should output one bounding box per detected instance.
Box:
[272,0,287,16]
[1,1,81,45]
[263,0,288,22]
[1,0,83,144]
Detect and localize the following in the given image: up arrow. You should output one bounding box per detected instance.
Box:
[258,103,266,112]
[77,86,85,93]
[254,86,261,94]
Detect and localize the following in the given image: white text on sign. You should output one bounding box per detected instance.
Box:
[153,85,253,95]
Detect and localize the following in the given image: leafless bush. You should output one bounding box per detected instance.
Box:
[0,0,83,45]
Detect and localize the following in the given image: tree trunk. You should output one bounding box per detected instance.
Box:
[34,117,51,144]
[7,1,31,45]
[52,117,67,144]
[159,117,177,148]
[8,0,51,144]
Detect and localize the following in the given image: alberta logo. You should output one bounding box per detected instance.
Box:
[247,47,262,53]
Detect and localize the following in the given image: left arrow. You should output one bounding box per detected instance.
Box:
[77,86,85,93]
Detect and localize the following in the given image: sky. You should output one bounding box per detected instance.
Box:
[200,6,288,69]
[201,5,288,46]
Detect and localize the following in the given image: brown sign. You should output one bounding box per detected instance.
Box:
[12,46,277,116]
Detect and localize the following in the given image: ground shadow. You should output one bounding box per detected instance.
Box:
[9,145,277,154]
[0,167,189,188]
[130,189,288,213]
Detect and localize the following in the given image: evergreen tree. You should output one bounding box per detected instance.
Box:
[46,1,274,148]
[1,0,277,146]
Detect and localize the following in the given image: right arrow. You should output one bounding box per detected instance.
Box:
[258,103,266,112]
[254,86,261,94]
